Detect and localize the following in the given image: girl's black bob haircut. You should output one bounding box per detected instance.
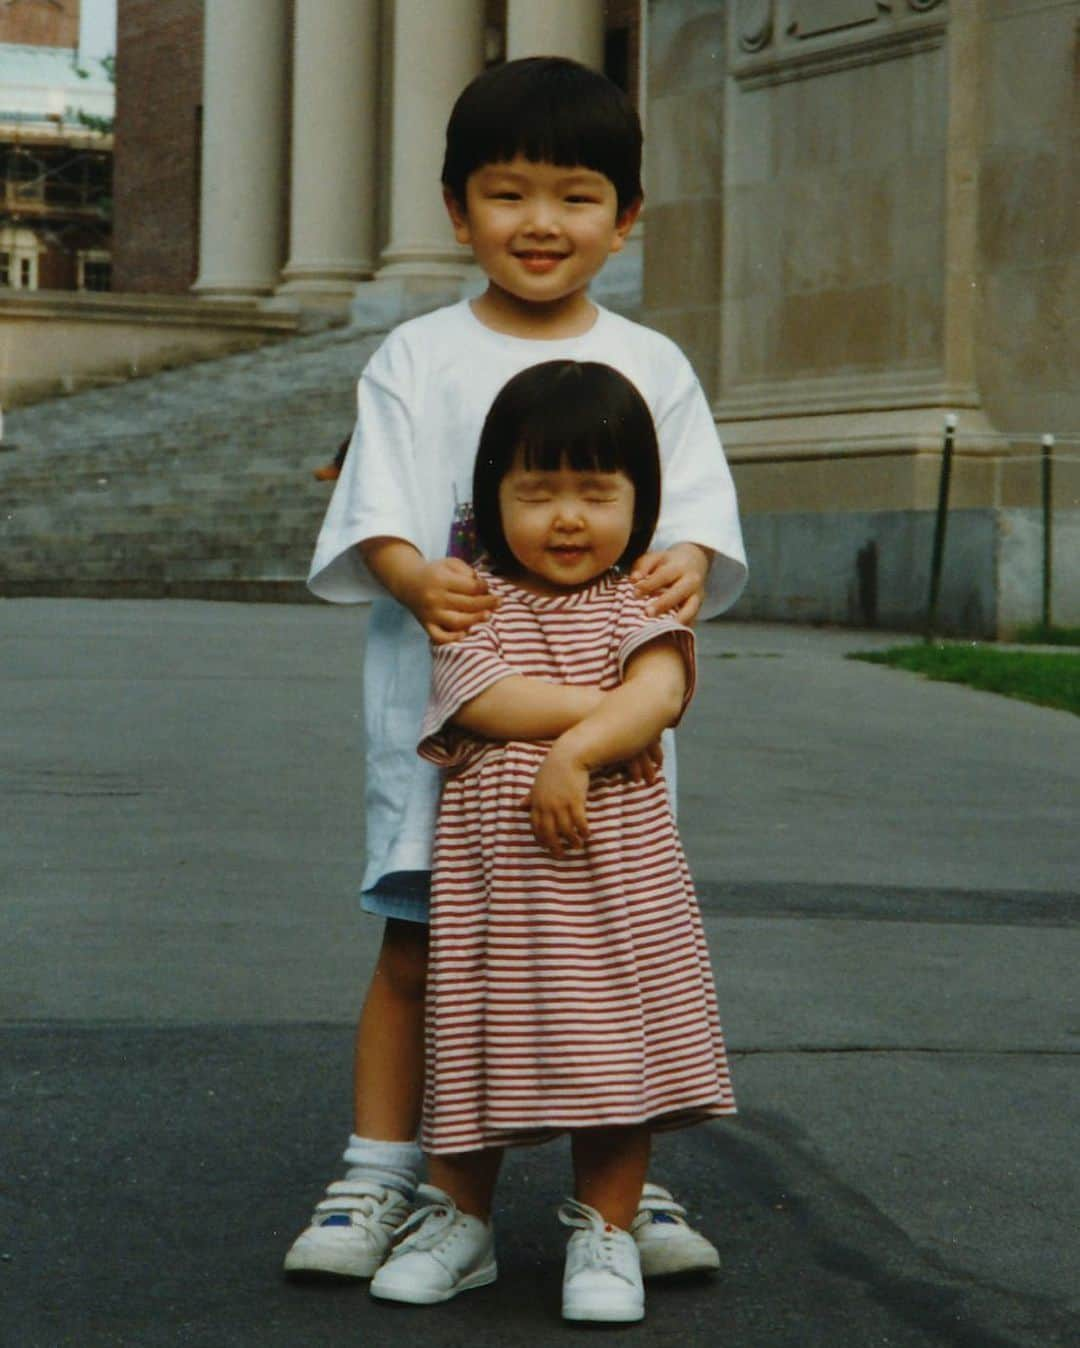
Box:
[473,361,661,576]
[442,57,643,215]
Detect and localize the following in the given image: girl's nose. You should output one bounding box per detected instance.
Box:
[553,501,585,528]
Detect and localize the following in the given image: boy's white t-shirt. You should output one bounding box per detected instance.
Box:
[308,300,747,893]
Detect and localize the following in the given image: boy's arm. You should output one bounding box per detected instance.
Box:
[359,536,497,644]
[631,542,712,624]
[527,641,688,856]
[633,344,747,622]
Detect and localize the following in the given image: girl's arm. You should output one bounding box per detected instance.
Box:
[453,677,604,742]
[527,640,688,856]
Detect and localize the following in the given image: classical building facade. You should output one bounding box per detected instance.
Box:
[106,0,1077,635]
[111,0,640,302]
[644,0,1078,634]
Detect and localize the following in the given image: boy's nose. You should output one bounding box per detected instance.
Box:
[521,200,559,236]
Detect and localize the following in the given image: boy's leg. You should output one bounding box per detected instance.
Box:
[370,1149,501,1305]
[633,1174,722,1278]
[283,919,429,1280]
[352,917,429,1138]
[561,1125,651,1324]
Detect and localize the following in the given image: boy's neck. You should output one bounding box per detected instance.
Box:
[469,284,600,341]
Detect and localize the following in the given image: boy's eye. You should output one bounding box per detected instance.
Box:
[565,195,599,205]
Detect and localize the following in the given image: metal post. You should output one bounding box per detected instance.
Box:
[925,414,957,640]
[1041,433,1055,631]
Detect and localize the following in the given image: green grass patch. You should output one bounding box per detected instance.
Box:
[850,643,1080,716]
[1014,623,1080,647]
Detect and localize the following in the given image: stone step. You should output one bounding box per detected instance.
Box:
[0,322,387,599]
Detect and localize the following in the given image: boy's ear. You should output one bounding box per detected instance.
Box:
[443,187,471,246]
[608,196,643,255]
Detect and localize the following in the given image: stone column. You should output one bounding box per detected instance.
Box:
[278,0,378,304]
[192,0,289,300]
[506,0,605,67]
[377,0,485,280]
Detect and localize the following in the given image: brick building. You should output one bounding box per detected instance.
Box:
[0,0,114,291]
[109,0,201,293]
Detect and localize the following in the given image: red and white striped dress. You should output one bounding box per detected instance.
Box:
[418,570,735,1156]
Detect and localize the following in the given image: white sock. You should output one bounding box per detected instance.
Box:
[341,1134,422,1199]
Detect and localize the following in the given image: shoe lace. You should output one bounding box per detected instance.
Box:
[388,1185,459,1253]
[558,1199,634,1280]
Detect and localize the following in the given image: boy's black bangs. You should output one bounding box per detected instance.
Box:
[444,58,643,210]
[480,97,639,205]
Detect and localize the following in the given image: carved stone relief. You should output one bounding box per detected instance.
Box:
[737,0,774,54]
[787,1,890,41]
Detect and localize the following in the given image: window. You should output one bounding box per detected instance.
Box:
[19,256,31,287]
[0,251,9,287]
[82,258,110,291]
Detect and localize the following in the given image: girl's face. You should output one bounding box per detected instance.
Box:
[497,450,636,594]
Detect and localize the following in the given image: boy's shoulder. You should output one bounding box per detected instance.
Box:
[594,307,695,379]
[362,300,473,389]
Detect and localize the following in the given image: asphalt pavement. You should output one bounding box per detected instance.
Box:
[2,598,1077,1348]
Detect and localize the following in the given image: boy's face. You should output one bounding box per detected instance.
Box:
[445,158,640,314]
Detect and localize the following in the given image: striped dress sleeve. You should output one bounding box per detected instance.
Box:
[615,597,697,726]
[417,621,515,768]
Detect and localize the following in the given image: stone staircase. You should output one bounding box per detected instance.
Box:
[0,324,387,601]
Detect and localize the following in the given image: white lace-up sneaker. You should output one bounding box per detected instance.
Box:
[632,1181,721,1277]
[283,1178,412,1279]
[559,1199,645,1323]
[369,1184,497,1305]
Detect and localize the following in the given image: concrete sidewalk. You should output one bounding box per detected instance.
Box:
[1,599,1077,1347]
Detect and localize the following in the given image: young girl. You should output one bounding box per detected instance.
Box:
[369,362,735,1324]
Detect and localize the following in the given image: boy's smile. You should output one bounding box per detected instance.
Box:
[445,157,640,336]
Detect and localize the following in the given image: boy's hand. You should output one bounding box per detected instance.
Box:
[406,558,498,644]
[527,743,590,859]
[631,543,711,625]
[622,740,663,786]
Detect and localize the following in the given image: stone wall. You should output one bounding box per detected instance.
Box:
[643,0,1079,636]
[977,0,1078,436]
[0,291,298,407]
[111,0,204,294]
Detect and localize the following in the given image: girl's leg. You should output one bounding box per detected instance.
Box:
[571,1124,651,1229]
[352,917,429,1138]
[428,1148,504,1220]
[370,1148,502,1304]
[562,1125,651,1323]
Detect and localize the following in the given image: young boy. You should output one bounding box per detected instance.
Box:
[286,56,747,1296]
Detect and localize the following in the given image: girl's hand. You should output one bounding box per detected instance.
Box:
[406,558,499,644]
[622,739,663,786]
[630,543,711,625]
[527,744,590,858]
